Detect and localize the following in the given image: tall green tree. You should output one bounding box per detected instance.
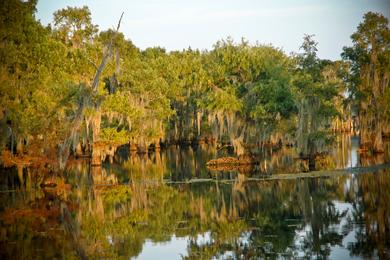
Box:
[0,0,80,156]
[294,35,340,169]
[342,12,390,152]
[53,5,98,48]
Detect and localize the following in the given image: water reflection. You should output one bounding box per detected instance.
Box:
[109,134,390,181]
[0,135,390,259]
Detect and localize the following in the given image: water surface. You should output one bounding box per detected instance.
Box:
[1,135,390,259]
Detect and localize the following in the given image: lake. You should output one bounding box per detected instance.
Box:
[1,135,389,259]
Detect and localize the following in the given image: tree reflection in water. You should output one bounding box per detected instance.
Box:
[0,137,389,259]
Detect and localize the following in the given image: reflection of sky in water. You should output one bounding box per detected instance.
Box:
[134,231,252,259]
[292,200,363,259]
[134,232,214,259]
[348,136,360,168]
[294,224,311,258]
[135,199,366,260]
[329,201,360,260]
[134,235,188,260]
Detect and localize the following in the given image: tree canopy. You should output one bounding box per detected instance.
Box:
[0,1,388,168]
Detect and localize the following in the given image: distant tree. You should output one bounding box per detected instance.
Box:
[53,6,98,48]
[294,35,340,170]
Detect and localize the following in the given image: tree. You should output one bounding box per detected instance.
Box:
[342,12,390,152]
[53,6,98,48]
[0,0,79,157]
[294,35,340,170]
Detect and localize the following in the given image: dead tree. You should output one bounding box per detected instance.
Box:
[59,13,124,170]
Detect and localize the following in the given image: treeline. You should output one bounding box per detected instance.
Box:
[0,0,389,167]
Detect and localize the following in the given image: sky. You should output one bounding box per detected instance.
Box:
[36,0,390,60]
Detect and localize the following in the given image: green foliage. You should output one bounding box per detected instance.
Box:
[342,12,389,150]
[202,86,242,113]
[100,127,130,144]
[102,92,142,118]
[101,185,132,204]
[1,2,374,159]
[342,12,389,104]
[53,6,98,48]
[0,0,85,153]
[294,35,343,155]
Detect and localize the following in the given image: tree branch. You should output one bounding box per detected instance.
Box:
[91,12,124,92]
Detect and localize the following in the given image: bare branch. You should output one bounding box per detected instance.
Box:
[116,12,124,32]
[91,12,124,92]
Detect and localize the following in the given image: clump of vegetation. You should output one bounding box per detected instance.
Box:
[0,1,388,169]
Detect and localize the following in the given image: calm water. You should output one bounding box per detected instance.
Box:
[1,135,390,259]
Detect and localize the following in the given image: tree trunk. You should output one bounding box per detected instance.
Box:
[17,164,24,186]
[16,138,23,155]
[373,119,384,153]
[91,143,101,166]
[91,109,102,165]
[75,142,83,157]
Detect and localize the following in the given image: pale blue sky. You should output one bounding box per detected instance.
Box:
[36,0,389,60]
